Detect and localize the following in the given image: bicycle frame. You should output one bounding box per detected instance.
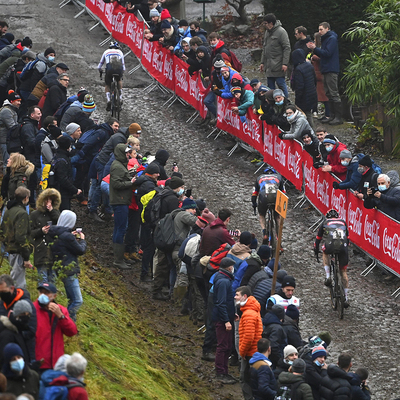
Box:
[329,253,345,319]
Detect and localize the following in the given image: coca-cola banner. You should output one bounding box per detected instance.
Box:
[86,0,115,32]
[118,13,144,59]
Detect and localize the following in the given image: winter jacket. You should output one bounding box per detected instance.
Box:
[357,167,378,199]
[238,296,263,358]
[303,135,321,164]
[152,149,170,180]
[212,269,235,323]
[0,37,13,51]
[135,174,158,208]
[273,357,290,380]
[282,315,306,349]
[281,112,313,140]
[261,97,291,131]
[278,372,314,400]
[20,116,39,163]
[210,40,232,66]
[49,225,87,276]
[34,127,48,167]
[3,364,39,400]
[174,210,197,241]
[337,156,362,190]
[41,134,58,165]
[96,128,129,166]
[1,161,34,202]
[261,21,291,77]
[326,141,348,181]
[47,374,88,400]
[42,81,67,120]
[0,101,18,144]
[60,101,82,131]
[313,30,340,74]
[237,89,255,116]
[29,188,61,267]
[0,43,22,64]
[19,53,53,93]
[109,143,134,205]
[187,46,211,78]
[319,365,352,400]
[70,110,97,134]
[293,36,313,58]
[30,66,59,100]
[262,312,287,366]
[159,187,180,219]
[199,217,235,256]
[249,352,276,400]
[364,185,400,221]
[34,300,77,369]
[220,67,235,99]
[304,357,328,400]
[348,372,371,400]
[232,252,263,291]
[161,27,181,50]
[53,148,79,198]
[227,243,251,272]
[292,48,318,112]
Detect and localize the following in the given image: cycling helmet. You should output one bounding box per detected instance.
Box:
[326,209,339,219]
[109,41,120,49]
[263,166,277,174]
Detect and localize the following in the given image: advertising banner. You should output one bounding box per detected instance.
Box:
[120,13,144,59]
[86,0,114,32]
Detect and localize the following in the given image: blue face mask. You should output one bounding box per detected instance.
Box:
[10,358,25,372]
[325,145,333,152]
[287,114,295,121]
[315,360,324,367]
[341,160,349,166]
[378,185,387,192]
[178,28,185,34]
[47,56,55,62]
[177,188,184,196]
[276,100,284,106]
[38,293,50,305]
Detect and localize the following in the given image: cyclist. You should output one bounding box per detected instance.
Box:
[252,166,285,245]
[314,209,350,308]
[98,41,125,111]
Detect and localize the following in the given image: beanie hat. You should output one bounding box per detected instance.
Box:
[181,198,197,210]
[231,86,242,95]
[179,19,189,27]
[4,33,14,43]
[322,134,336,145]
[213,59,226,69]
[82,94,96,113]
[276,269,287,283]
[160,9,171,20]
[271,304,285,321]
[301,129,312,139]
[57,136,72,151]
[257,245,271,260]
[48,125,62,140]
[286,304,300,321]
[128,123,142,135]
[201,208,215,223]
[21,36,32,48]
[13,300,32,317]
[195,198,206,212]
[161,20,171,30]
[250,78,260,86]
[318,331,332,347]
[149,9,160,17]
[169,176,184,189]
[339,149,352,159]
[220,257,235,269]
[273,89,285,98]
[66,123,80,136]
[77,88,88,103]
[23,50,36,60]
[312,345,327,360]
[358,154,372,168]
[239,231,252,246]
[283,345,298,359]
[145,163,160,175]
[221,66,230,73]
[7,90,21,103]
[282,275,296,288]
[44,47,56,57]
[3,343,24,363]
[292,358,306,374]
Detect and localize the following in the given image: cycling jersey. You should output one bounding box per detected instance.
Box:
[98,49,125,72]
[267,293,300,311]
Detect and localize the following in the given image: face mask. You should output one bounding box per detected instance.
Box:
[10,314,30,330]
[378,185,388,192]
[285,360,294,365]
[276,100,284,106]
[177,188,184,196]
[341,160,349,166]
[315,360,325,367]
[38,293,50,306]
[10,358,25,372]
[178,28,184,34]
[325,145,333,152]
[210,43,217,48]
[287,114,295,121]
[190,30,196,36]
[47,56,55,62]
[357,167,365,174]
[0,291,14,304]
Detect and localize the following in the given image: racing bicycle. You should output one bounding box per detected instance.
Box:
[264,205,277,254]
[329,253,346,319]
[110,73,121,119]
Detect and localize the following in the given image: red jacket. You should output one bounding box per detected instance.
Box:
[199,217,235,256]
[50,375,88,400]
[327,141,348,181]
[34,301,78,369]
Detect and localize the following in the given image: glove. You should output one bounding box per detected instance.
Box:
[332,181,340,189]
[314,243,320,262]
[99,70,103,80]
[240,116,247,124]
[213,89,222,96]
[278,133,284,140]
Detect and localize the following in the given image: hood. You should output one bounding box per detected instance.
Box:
[14,160,35,177]
[215,39,226,50]
[155,149,170,165]
[289,110,303,124]
[263,311,282,326]
[240,295,261,313]
[71,100,83,108]
[118,127,130,138]
[327,365,352,381]
[230,243,251,256]
[48,225,70,239]
[99,122,114,135]
[36,188,61,212]
[0,316,18,333]
[270,20,283,33]
[387,170,400,187]
[231,73,243,83]
[57,210,76,229]
[1,100,18,110]
[209,217,226,229]
[249,352,271,365]
[292,48,306,66]
[197,45,209,55]
[321,30,338,42]
[114,142,129,164]
[278,372,304,385]
[37,52,48,63]
[348,372,362,386]
[248,251,263,266]
[50,375,86,388]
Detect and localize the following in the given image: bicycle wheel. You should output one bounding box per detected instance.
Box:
[330,258,338,310]
[115,86,120,120]
[110,80,117,117]
[336,261,345,319]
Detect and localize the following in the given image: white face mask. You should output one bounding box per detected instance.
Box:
[177,188,184,196]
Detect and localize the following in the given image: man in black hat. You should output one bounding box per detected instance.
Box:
[355,155,379,200]
[266,275,299,313]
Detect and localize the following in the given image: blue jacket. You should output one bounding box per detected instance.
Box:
[348,372,371,400]
[212,269,235,323]
[313,30,339,74]
[174,26,192,52]
[249,352,277,400]
[221,67,235,99]
[338,157,362,190]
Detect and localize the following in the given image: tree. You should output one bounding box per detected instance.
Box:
[225,0,252,24]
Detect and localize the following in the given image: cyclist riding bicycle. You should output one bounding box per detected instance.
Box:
[98,41,125,111]
[252,166,285,245]
[314,209,350,308]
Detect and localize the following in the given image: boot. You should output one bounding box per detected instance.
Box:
[329,102,343,125]
[113,243,131,270]
[321,100,335,123]
[88,212,104,223]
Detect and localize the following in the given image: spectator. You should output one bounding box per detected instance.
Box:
[274,344,298,380]
[293,26,312,57]
[41,73,69,120]
[59,89,88,131]
[278,358,313,400]
[231,85,254,123]
[208,32,232,67]
[227,231,252,272]
[35,116,59,169]
[348,368,371,400]
[159,20,180,52]
[304,345,328,400]
[174,20,192,53]
[263,89,291,131]
[266,275,299,312]
[0,33,14,51]
[150,149,170,181]
[320,134,348,181]
[332,150,362,191]
[301,130,320,165]
[144,9,162,42]
[189,21,207,44]
[283,304,306,349]
[260,14,291,98]
[187,45,210,78]
[279,106,313,141]
[355,155,379,200]
[33,282,77,371]
[69,94,97,135]
[0,21,8,37]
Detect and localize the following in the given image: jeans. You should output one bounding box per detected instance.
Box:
[124,208,141,253]
[240,356,253,400]
[100,181,112,214]
[204,91,217,117]
[1,144,9,174]
[267,77,289,98]
[215,321,233,375]
[63,275,83,322]
[89,160,105,213]
[140,222,155,277]
[9,254,26,289]
[323,72,340,102]
[37,265,56,284]
[112,204,129,244]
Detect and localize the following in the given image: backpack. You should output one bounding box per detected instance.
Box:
[322,218,347,253]
[19,58,40,81]
[54,98,74,124]
[357,153,382,174]
[207,243,231,271]
[78,126,100,145]
[143,188,170,226]
[229,50,242,72]
[6,121,27,154]
[274,381,303,400]
[153,208,184,252]
[47,157,68,190]
[43,380,84,400]
[140,187,161,224]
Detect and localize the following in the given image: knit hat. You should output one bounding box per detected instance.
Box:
[339,150,352,159]
[145,163,160,175]
[13,300,32,317]
[318,331,332,347]
[21,36,32,48]
[301,129,312,139]
[276,269,287,283]
[221,66,230,73]
[149,9,160,17]
[82,94,96,113]
[271,304,285,321]
[160,9,171,20]
[179,19,189,27]
[44,47,56,57]
[3,33,14,43]
[37,281,57,293]
[239,231,252,246]
[66,123,81,136]
[201,208,215,223]
[169,176,184,189]
[23,50,36,60]
[231,86,242,95]
[213,59,226,68]
[322,134,336,145]
[286,304,299,321]
[77,88,88,103]
[57,135,72,151]
[7,90,20,103]
[181,198,197,210]
[273,89,285,98]
[161,20,171,30]
[282,275,296,288]
[3,343,24,363]
[250,78,260,86]
[358,154,372,168]
[220,257,235,269]
[283,345,298,359]
[257,245,271,260]
[128,123,142,135]
[258,85,269,93]
[195,198,206,212]
[292,358,306,374]
[312,345,327,360]
[48,125,62,140]
[54,354,71,372]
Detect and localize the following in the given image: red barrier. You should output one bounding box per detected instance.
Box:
[120,13,144,58]
[86,0,114,32]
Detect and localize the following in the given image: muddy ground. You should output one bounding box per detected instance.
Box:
[4,0,400,398]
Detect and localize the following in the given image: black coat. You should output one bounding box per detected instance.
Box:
[262,312,287,367]
[152,149,170,180]
[282,315,306,349]
[96,129,129,166]
[71,111,97,133]
[348,372,371,400]
[364,185,400,221]
[42,81,67,120]
[357,168,378,199]
[20,116,39,164]
[159,187,180,219]
[53,148,78,197]
[292,49,317,112]
[304,358,328,400]
[135,174,158,209]
[319,365,352,400]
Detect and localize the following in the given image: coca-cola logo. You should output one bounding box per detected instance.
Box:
[347,201,362,236]
[331,189,346,220]
[304,161,315,193]
[364,214,380,249]
[163,56,173,81]
[274,137,286,166]
[152,50,163,72]
[218,99,240,129]
[263,129,273,156]
[88,0,95,5]
[316,176,330,207]
[288,149,300,179]
[142,40,152,63]
[113,12,125,34]
[126,18,136,43]
[175,66,188,92]
[383,228,400,263]
[104,3,113,23]
[189,77,200,101]
[95,0,104,11]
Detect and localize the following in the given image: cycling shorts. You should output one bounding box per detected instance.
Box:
[257,200,277,217]
[322,244,348,270]
[105,68,123,87]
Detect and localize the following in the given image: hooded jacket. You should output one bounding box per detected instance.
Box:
[20,116,39,163]
[2,161,35,202]
[29,189,61,267]
[261,21,291,77]
[319,364,352,400]
[326,141,348,181]
[135,174,158,207]
[42,81,67,120]
[60,100,83,131]
[96,127,129,166]
[0,101,18,144]
[199,217,235,256]
[249,352,276,400]
[281,111,313,141]
[212,268,235,323]
[220,68,236,99]
[238,296,263,358]
[227,243,251,272]
[109,143,134,205]
[313,30,340,74]
[19,52,53,93]
[337,155,362,190]
[211,40,232,66]
[262,312,287,366]
[348,372,371,400]
[278,372,314,400]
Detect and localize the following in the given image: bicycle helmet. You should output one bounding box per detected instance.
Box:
[263,166,277,174]
[109,41,120,49]
[326,209,339,219]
